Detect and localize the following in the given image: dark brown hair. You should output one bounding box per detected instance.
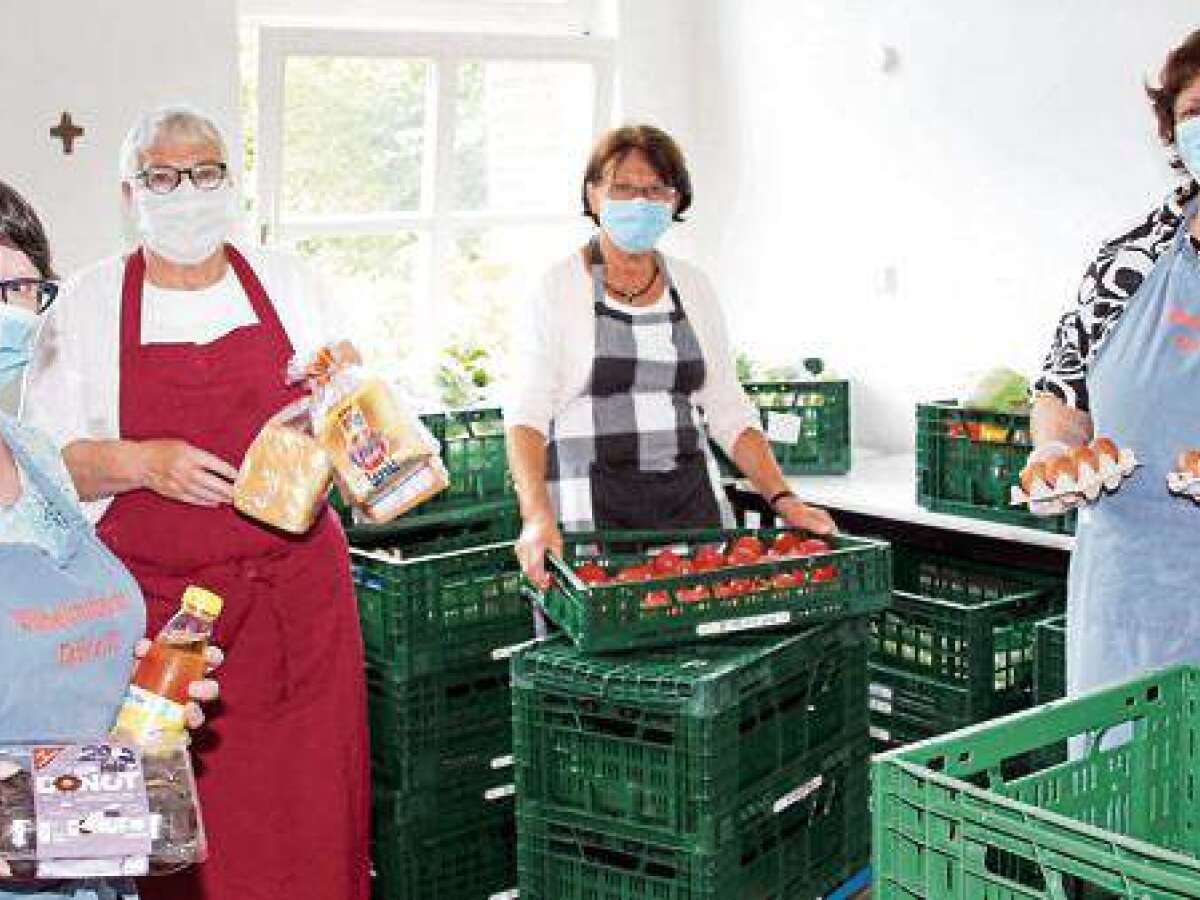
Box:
[581,125,693,224]
[0,180,56,279]
[1147,29,1200,170]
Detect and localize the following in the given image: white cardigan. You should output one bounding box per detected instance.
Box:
[21,244,339,523]
[503,251,761,454]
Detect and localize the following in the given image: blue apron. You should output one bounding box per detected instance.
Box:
[0,414,144,899]
[1068,203,1200,698]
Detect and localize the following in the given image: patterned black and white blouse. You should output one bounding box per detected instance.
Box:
[1035,176,1200,412]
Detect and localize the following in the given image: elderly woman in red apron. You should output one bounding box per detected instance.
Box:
[504,125,835,587]
[24,106,369,900]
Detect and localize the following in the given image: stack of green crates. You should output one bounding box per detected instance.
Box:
[868,549,1065,752]
[714,378,852,479]
[351,540,535,899]
[915,401,1075,534]
[512,622,872,899]
[872,665,1200,897]
[1033,613,1066,704]
[341,406,521,553]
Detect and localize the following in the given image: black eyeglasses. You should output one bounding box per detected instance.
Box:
[0,278,58,314]
[135,162,228,195]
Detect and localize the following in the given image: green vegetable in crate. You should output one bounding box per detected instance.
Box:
[961,367,1031,413]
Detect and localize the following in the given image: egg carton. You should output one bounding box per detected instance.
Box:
[1167,469,1200,501]
[1011,445,1139,506]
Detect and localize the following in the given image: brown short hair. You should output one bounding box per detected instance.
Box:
[0,181,56,279]
[1147,29,1200,170]
[581,125,693,224]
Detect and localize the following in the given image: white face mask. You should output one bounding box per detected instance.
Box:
[135,182,233,265]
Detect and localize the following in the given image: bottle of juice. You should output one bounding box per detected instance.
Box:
[112,586,223,749]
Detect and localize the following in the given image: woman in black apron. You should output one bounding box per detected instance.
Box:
[504,125,834,588]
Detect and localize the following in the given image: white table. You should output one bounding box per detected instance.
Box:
[739,448,1075,552]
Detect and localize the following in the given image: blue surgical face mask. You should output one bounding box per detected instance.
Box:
[1177,116,1200,182]
[599,199,674,253]
[0,304,38,388]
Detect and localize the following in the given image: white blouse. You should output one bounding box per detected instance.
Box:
[503,251,761,454]
[21,244,340,523]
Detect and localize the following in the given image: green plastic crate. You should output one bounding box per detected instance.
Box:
[1034,613,1067,704]
[870,549,1065,724]
[352,540,533,680]
[536,527,891,653]
[367,661,513,791]
[714,379,852,478]
[915,401,1076,535]
[373,789,516,900]
[872,664,1200,899]
[517,746,868,900]
[419,406,512,512]
[513,622,868,850]
[345,499,521,553]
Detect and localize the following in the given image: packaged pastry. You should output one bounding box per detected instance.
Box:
[299,348,443,522]
[348,454,450,525]
[235,399,333,534]
[0,739,205,879]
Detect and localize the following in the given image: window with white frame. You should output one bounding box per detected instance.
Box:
[244,25,614,407]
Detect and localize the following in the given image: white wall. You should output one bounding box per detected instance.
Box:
[681,1,1200,452]
[0,0,240,276]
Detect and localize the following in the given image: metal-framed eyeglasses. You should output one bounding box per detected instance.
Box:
[135,162,228,195]
[604,181,679,203]
[0,278,58,314]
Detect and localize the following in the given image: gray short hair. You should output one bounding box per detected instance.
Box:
[119,104,228,179]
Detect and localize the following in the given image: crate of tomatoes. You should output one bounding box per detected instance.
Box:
[533,527,891,653]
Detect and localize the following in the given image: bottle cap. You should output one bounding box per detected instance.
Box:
[182,586,224,620]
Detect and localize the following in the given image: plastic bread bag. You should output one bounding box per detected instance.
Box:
[0,739,205,879]
[234,396,334,534]
[289,346,442,517]
[341,453,450,525]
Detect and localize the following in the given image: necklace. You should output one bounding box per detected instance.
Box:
[604,263,659,302]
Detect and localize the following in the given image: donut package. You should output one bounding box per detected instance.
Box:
[0,740,205,879]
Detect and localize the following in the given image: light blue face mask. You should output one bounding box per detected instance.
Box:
[599,199,674,253]
[0,305,39,388]
[1177,116,1200,182]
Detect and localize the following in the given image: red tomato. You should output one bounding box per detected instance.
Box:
[574,562,610,586]
[770,533,802,558]
[771,571,800,590]
[729,536,765,560]
[718,578,754,598]
[810,565,838,584]
[676,585,710,604]
[796,539,831,557]
[617,565,654,583]
[726,546,763,568]
[640,590,670,610]
[692,545,725,572]
[651,549,686,578]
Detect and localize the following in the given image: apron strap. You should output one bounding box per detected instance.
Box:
[120,245,295,356]
[587,235,684,318]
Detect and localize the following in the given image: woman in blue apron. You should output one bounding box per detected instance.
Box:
[0,182,214,900]
[1031,30,1200,698]
[503,125,835,587]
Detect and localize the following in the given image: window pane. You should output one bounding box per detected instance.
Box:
[452,61,595,213]
[293,232,429,383]
[438,223,585,406]
[283,57,430,217]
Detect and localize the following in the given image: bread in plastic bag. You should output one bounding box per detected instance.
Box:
[234,397,333,534]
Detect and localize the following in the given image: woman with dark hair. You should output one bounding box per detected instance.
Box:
[1028,28,1200,697]
[0,180,215,900]
[503,125,834,586]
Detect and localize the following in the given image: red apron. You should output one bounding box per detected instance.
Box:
[98,247,370,900]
